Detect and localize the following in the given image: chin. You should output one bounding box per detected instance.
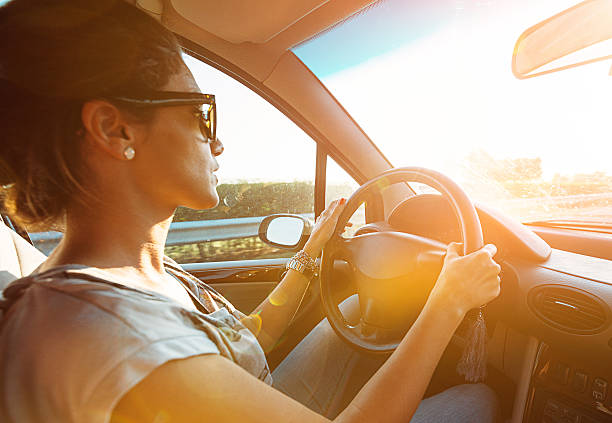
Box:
[184,192,219,210]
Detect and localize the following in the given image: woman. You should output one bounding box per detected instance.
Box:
[0,1,501,422]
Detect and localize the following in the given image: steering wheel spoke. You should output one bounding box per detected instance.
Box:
[320,167,484,353]
[324,236,353,262]
[359,321,403,348]
[340,320,402,351]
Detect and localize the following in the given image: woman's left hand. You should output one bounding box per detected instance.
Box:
[303,198,348,257]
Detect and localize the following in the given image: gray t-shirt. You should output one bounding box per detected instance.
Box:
[0,259,272,423]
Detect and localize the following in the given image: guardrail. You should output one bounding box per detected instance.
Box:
[30,214,315,255]
[27,193,612,255]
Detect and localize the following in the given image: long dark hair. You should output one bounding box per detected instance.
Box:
[0,0,184,228]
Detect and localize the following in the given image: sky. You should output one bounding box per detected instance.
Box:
[294,0,457,78]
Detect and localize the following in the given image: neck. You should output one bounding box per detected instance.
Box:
[46,199,175,278]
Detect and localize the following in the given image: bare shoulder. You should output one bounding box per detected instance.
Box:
[111,354,330,423]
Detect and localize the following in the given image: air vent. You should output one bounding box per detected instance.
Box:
[528,285,609,335]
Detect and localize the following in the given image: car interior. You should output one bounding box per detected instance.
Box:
[1,1,611,422]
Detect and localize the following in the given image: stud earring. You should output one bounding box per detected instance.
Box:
[123,146,135,160]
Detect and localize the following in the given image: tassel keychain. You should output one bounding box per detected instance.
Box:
[457,307,487,382]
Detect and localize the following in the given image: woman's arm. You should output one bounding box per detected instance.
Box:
[112,242,500,423]
[110,307,459,423]
[337,242,501,422]
[242,264,314,352]
[242,199,347,352]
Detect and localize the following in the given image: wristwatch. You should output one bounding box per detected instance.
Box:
[286,250,317,279]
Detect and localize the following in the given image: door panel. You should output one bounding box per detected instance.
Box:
[183,259,286,313]
[212,281,278,315]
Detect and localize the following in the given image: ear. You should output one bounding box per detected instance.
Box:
[81,100,137,160]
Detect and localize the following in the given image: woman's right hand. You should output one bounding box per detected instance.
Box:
[428,242,501,317]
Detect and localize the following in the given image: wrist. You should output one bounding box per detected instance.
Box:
[424,300,466,328]
[426,287,467,323]
[303,241,321,258]
[286,250,317,280]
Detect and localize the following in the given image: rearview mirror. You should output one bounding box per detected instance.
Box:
[258,214,312,251]
[513,0,612,79]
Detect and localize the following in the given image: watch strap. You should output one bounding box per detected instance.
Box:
[286,250,316,279]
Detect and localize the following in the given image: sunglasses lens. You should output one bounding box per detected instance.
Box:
[199,104,216,141]
[210,104,216,141]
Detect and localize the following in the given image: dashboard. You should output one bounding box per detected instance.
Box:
[370,194,612,422]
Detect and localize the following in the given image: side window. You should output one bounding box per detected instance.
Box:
[325,156,364,237]
[165,55,316,264]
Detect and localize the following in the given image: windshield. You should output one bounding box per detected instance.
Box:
[293,0,612,226]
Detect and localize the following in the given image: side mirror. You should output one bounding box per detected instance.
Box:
[258,214,312,251]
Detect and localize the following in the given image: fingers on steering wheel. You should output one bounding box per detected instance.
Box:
[322,200,338,216]
[481,243,498,258]
[331,198,344,209]
[333,198,346,214]
[445,242,463,259]
[319,198,346,220]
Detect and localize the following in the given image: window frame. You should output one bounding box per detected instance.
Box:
[179,38,368,219]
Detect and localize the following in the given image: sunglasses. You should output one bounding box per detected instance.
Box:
[110,91,217,142]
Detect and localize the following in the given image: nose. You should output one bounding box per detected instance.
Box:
[211,137,224,157]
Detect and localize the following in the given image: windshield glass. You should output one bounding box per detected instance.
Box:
[293,0,612,225]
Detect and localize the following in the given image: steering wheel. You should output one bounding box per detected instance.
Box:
[319,167,484,353]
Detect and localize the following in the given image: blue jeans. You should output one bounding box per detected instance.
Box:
[272,296,499,422]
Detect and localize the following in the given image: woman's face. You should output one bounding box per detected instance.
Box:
[131,66,223,212]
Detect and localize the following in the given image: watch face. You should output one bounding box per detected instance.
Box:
[287,260,304,272]
[287,258,313,278]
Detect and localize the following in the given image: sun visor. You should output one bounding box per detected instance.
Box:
[513,0,612,79]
